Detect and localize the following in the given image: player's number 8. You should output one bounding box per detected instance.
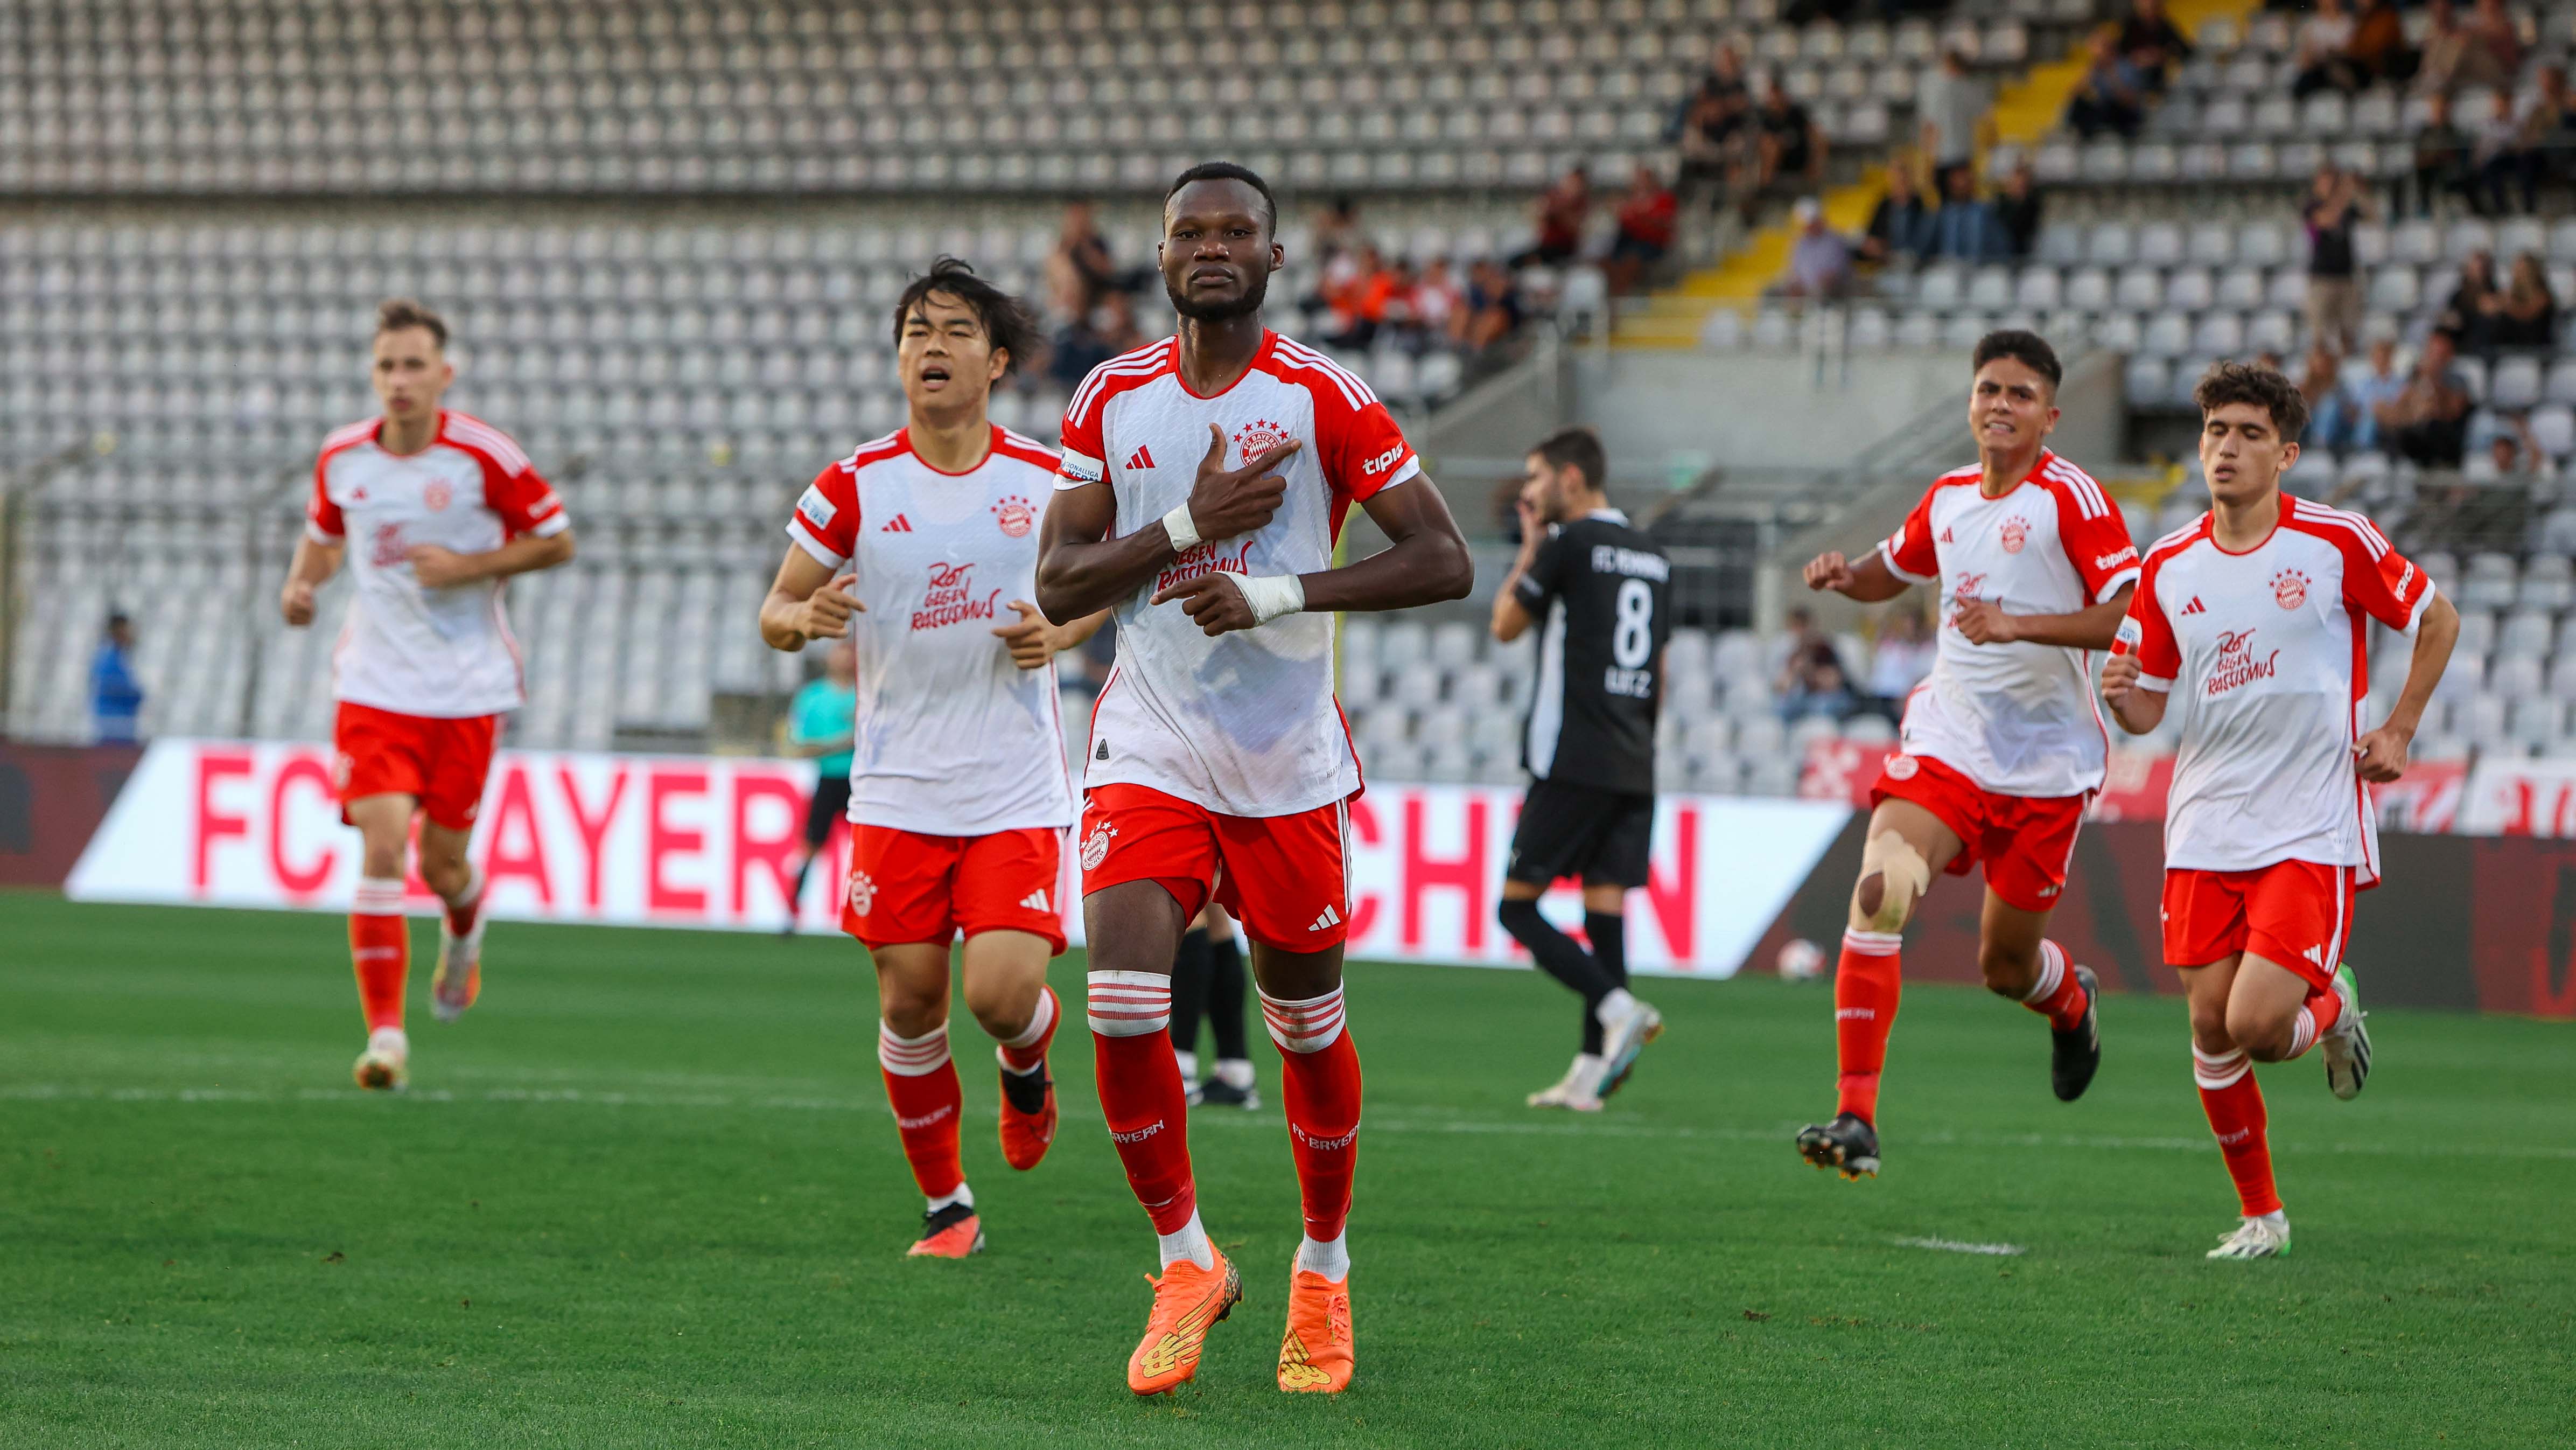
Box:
[1613,578,1654,668]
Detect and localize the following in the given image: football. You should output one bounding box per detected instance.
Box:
[1777,937,1826,982]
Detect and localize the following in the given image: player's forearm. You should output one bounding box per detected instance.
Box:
[1052,610,1113,651]
[463,531,575,582]
[2008,592,2132,650]
[1035,526,1178,622]
[759,589,812,652]
[2382,595,2460,738]
[792,736,853,758]
[1298,525,1474,614]
[2110,689,2167,734]
[288,537,342,588]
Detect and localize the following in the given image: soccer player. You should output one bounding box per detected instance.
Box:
[281,298,574,1092]
[1037,161,1473,1396]
[1489,427,1671,1112]
[779,638,857,933]
[2103,362,2456,1260]
[759,260,1104,1259]
[1170,902,1260,1109]
[1793,330,2133,1179]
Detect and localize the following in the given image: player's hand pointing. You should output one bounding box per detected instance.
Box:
[2355,723,2413,783]
[280,577,316,627]
[1950,597,2020,645]
[1182,422,1296,543]
[408,543,475,588]
[993,599,1059,670]
[1803,550,1854,593]
[795,574,863,640]
[1151,573,1258,637]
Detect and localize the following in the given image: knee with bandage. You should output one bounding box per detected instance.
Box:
[1851,828,1933,933]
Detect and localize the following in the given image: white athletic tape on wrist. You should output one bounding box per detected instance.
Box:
[1161,502,1201,552]
[1236,574,1306,625]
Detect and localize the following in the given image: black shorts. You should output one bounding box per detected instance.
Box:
[803,775,852,848]
[1506,779,1655,889]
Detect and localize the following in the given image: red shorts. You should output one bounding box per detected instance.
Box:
[1078,783,1352,950]
[2161,860,2356,991]
[1870,752,2088,914]
[840,824,1067,954]
[332,701,500,832]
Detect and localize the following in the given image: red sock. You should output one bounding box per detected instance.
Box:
[349,876,409,1031]
[1088,971,1197,1233]
[1263,987,1362,1246]
[2021,938,2090,1032]
[2285,986,2343,1059]
[878,1021,964,1200]
[444,863,485,937]
[997,983,1059,1075]
[2194,1045,2281,1217]
[1835,929,1903,1124]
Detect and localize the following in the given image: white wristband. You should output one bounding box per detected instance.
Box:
[1161,502,1202,553]
[1236,574,1305,625]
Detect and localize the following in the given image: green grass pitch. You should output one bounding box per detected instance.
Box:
[2,893,2572,1448]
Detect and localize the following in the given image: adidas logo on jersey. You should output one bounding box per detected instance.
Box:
[2180,595,2208,616]
[1125,444,1157,471]
[1308,905,1342,932]
[1939,526,1954,543]
[1020,889,1051,913]
[881,514,914,532]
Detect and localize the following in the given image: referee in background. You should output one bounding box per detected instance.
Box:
[1489,427,1673,1112]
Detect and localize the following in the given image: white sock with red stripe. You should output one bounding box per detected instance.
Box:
[2018,939,2090,1032]
[2285,987,2343,1060]
[442,862,485,936]
[1262,985,1361,1282]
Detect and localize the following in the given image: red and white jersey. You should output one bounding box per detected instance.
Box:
[1055,331,1419,817]
[1877,450,2140,798]
[787,424,1076,836]
[2115,498,2435,885]
[305,410,567,719]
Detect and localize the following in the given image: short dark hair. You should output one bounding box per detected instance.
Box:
[375,297,447,349]
[2194,360,2310,441]
[1164,160,1279,236]
[891,257,1039,377]
[1972,329,2062,389]
[1530,426,1608,494]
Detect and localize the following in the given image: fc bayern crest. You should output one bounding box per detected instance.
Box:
[2271,568,2309,609]
[1999,516,2028,554]
[1232,418,1293,462]
[848,871,876,917]
[1885,754,1920,781]
[423,480,454,512]
[1081,821,1117,872]
[993,495,1034,538]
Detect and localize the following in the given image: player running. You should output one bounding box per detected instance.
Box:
[759,260,1104,1260]
[2103,362,2456,1260]
[1793,331,2134,1179]
[1037,162,1473,1396]
[280,298,575,1092]
[1490,426,1671,1112]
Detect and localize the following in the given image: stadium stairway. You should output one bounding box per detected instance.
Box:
[1612,0,2264,350]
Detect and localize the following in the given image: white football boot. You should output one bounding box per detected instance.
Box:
[1596,992,1664,1096]
[431,914,485,1024]
[2206,1210,2291,1260]
[352,1026,409,1092]
[2320,965,2371,1102]
[1527,1052,1605,1109]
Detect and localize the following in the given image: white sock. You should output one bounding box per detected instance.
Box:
[368,1025,408,1056]
[1158,1208,1215,1271]
[1174,1048,1200,1085]
[1213,1057,1255,1090]
[1297,1232,1350,1280]
[928,1183,975,1215]
[1595,988,1639,1028]
[443,862,485,912]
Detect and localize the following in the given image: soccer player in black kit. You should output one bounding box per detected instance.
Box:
[1490,427,1672,1111]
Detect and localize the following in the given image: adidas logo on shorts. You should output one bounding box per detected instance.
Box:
[1308,905,1342,932]
[1020,888,1051,913]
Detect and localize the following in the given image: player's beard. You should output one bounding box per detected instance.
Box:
[1167,263,1269,324]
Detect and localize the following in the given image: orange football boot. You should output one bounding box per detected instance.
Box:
[997,1057,1056,1171]
[1276,1265,1354,1393]
[1126,1247,1241,1395]
[906,1202,984,1259]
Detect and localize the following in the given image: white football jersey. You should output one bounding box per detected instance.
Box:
[2117,498,2434,885]
[1877,450,2140,799]
[1055,331,1420,817]
[305,411,568,719]
[788,425,1076,836]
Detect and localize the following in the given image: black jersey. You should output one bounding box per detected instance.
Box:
[1513,508,1671,796]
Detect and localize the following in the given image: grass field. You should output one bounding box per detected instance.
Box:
[3,893,2572,1448]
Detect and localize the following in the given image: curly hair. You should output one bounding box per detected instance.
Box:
[2193,360,2309,442]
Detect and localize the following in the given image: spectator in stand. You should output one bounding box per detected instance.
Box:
[1861,607,1934,717]
[1757,74,1828,203]
[2300,343,2355,450]
[2491,252,2560,350]
[1457,257,1526,352]
[2302,163,2369,355]
[2411,90,2475,215]
[1510,165,1592,269]
[1412,256,1465,339]
[1777,639,1859,723]
[1927,166,2007,262]
[1605,165,1679,295]
[1313,196,1363,262]
[2067,29,2150,139]
[90,611,143,744]
[2375,330,2475,467]
[2340,337,2410,450]
[1766,605,1832,682]
[1779,198,1855,299]
[2292,0,2363,100]
[1043,200,1142,323]
[2347,0,2417,86]
[1669,43,1751,144]
[2117,0,2194,92]
[1993,162,2043,260]
[1917,48,1992,197]
[1322,246,1397,349]
[2472,88,2528,216]
[1858,160,1931,266]
[2418,0,2519,96]
[2437,248,2499,350]
[2508,65,2576,201]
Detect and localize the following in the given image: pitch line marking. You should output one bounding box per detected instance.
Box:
[1894,1236,2027,1256]
[4,1082,2573,1164]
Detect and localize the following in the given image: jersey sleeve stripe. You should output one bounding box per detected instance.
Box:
[2094,563,2141,602]
[1272,338,1377,408]
[2292,499,2390,557]
[304,519,343,544]
[785,517,845,568]
[321,418,379,449]
[2042,459,2110,518]
[1055,447,1105,488]
[1878,537,1939,584]
[442,413,533,474]
[1066,344,1173,425]
[2136,670,2176,692]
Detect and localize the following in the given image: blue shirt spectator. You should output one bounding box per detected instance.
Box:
[91,612,143,743]
[2337,338,2410,451]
